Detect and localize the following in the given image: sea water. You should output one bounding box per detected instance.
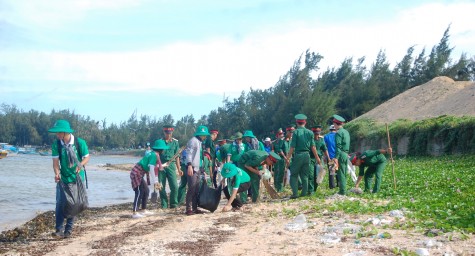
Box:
[0,154,140,232]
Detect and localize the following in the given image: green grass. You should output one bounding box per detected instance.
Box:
[289,155,475,233]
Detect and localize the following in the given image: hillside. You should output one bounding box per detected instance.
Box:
[355,76,475,123]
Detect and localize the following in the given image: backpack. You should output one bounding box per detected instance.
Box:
[57,138,88,188]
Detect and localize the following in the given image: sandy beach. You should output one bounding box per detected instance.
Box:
[1,163,474,255]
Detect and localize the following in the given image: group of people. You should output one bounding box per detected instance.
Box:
[48,114,392,238]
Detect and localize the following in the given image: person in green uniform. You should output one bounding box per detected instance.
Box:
[286,114,321,198]
[333,114,350,195]
[159,125,182,209]
[228,132,245,164]
[237,150,281,203]
[351,148,391,193]
[204,129,219,187]
[273,128,286,192]
[311,125,330,191]
[202,151,213,186]
[283,125,295,187]
[177,150,188,206]
[220,163,251,211]
[130,139,167,218]
[49,120,90,238]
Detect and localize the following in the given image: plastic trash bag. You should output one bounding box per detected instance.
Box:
[262,168,272,180]
[316,165,326,184]
[284,214,308,232]
[347,162,357,183]
[59,175,89,218]
[198,179,222,212]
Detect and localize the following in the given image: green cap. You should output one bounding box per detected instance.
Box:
[221,163,238,178]
[194,125,210,136]
[242,130,256,138]
[332,114,346,123]
[233,132,243,139]
[295,114,307,120]
[163,124,175,133]
[48,120,75,133]
[151,139,170,150]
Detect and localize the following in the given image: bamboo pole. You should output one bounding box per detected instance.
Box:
[386,123,397,190]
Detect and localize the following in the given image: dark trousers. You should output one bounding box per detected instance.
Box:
[328,163,338,189]
[133,178,149,212]
[185,168,200,211]
[223,182,251,208]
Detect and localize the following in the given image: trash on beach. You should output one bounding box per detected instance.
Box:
[349,188,363,194]
[415,248,430,256]
[325,223,361,234]
[284,214,308,232]
[320,232,341,244]
[365,217,381,226]
[343,251,367,256]
[389,210,404,218]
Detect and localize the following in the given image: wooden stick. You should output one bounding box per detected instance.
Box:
[386,123,397,190]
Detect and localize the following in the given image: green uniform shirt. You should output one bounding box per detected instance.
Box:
[52,136,89,184]
[160,138,180,163]
[227,167,251,194]
[290,127,315,152]
[273,138,283,154]
[311,137,327,159]
[358,150,387,176]
[282,139,291,155]
[137,152,159,172]
[218,143,231,162]
[229,142,245,163]
[204,136,216,159]
[335,127,350,159]
[238,150,268,168]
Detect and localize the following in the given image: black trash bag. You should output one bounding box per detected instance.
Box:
[198,180,222,213]
[59,175,89,218]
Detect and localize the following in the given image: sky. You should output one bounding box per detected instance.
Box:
[1,0,474,126]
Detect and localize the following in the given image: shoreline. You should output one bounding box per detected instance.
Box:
[1,194,474,255]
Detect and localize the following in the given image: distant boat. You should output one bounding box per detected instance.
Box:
[0,150,7,159]
[18,146,38,155]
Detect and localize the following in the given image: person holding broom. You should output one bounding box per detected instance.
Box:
[351,148,392,193]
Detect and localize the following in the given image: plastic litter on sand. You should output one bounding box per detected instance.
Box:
[284,214,308,232]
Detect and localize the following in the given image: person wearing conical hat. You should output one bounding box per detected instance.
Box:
[48,119,90,238]
[129,139,168,218]
[237,150,281,203]
[220,163,251,212]
[159,125,182,209]
[184,125,210,215]
[286,114,321,198]
[332,114,351,195]
[273,128,286,192]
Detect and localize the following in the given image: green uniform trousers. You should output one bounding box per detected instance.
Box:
[364,162,386,193]
[290,152,310,197]
[309,158,317,193]
[159,164,178,208]
[274,158,285,192]
[337,152,348,195]
[177,171,187,205]
[239,167,260,203]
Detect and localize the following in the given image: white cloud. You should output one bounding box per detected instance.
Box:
[1,1,474,99]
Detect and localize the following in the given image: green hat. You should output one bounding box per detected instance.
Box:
[221,163,238,178]
[194,125,210,136]
[242,130,256,138]
[233,132,243,139]
[311,125,322,132]
[48,120,74,133]
[295,114,307,120]
[332,114,346,124]
[286,124,295,131]
[275,128,283,134]
[151,139,170,150]
[268,151,282,162]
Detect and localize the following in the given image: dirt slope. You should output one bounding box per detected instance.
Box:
[355,76,475,123]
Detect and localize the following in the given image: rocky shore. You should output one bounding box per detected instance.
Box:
[1,194,474,255]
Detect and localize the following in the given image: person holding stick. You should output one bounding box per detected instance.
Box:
[351,148,392,193]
